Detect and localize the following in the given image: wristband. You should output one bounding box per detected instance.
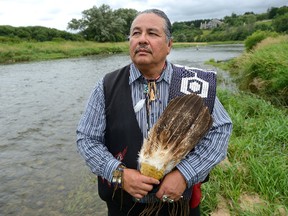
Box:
[112,164,125,189]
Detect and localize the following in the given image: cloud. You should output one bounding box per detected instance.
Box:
[0,0,287,30]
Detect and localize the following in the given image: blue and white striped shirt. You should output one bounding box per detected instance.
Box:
[76,62,232,188]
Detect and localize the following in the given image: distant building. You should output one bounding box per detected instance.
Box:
[200,19,223,29]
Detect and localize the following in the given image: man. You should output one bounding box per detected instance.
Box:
[77,9,232,216]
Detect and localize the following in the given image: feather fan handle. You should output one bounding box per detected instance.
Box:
[138,93,213,180]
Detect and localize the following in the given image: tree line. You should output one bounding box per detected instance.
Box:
[0,26,83,43]
[0,4,287,43]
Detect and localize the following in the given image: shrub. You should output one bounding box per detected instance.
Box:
[244,30,278,51]
[272,13,288,33]
[234,35,288,106]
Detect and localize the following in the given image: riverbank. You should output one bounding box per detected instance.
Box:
[0,41,129,64]
[202,36,288,215]
[202,89,288,216]
[0,40,242,64]
[206,35,288,107]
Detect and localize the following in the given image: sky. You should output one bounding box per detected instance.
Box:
[0,0,287,31]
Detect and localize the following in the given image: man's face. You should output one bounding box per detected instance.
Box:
[129,13,172,69]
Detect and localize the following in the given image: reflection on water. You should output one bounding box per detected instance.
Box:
[0,44,243,215]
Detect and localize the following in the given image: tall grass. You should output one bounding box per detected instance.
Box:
[232,35,288,107]
[201,90,288,215]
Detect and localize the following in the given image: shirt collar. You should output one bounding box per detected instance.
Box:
[129,61,173,85]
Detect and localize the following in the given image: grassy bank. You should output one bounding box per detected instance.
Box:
[207,35,288,107]
[202,35,287,215]
[201,90,288,216]
[0,41,130,64]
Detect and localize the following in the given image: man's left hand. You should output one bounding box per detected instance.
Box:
[155,169,187,202]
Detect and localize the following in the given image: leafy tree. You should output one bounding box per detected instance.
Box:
[224,13,239,26]
[114,8,138,37]
[267,7,279,19]
[255,23,273,32]
[242,14,257,24]
[244,30,278,51]
[276,6,288,16]
[176,33,187,42]
[67,4,129,42]
[272,13,288,33]
[0,25,15,37]
[256,13,268,21]
[0,25,83,42]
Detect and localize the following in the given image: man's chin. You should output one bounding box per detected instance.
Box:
[133,57,151,66]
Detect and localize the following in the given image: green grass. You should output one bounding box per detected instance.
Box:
[0,41,130,64]
[207,35,288,107]
[204,36,287,214]
[201,90,288,215]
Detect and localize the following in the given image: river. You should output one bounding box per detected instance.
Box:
[0,44,244,216]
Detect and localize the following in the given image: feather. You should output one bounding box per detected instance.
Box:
[138,93,213,180]
[134,99,146,113]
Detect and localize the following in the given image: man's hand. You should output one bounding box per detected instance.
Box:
[155,169,187,201]
[122,168,160,199]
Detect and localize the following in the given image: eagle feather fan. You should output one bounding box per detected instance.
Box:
[138,93,213,180]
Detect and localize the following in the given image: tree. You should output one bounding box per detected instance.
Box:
[276,6,288,16]
[67,4,130,42]
[272,13,288,33]
[114,8,138,37]
[267,7,279,19]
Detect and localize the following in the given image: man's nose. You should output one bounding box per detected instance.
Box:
[138,33,148,44]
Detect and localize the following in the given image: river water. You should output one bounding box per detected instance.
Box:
[0,44,243,216]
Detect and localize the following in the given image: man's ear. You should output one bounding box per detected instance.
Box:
[167,39,173,54]
[168,39,173,48]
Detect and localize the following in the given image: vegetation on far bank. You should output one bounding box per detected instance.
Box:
[1,40,242,64]
[0,41,130,64]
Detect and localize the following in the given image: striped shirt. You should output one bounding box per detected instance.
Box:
[76,62,232,188]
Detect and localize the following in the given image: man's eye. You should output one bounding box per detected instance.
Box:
[149,32,158,36]
[132,32,141,36]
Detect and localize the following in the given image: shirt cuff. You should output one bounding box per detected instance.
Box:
[103,159,122,182]
[176,158,198,188]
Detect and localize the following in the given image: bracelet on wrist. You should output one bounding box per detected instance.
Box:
[112,164,126,189]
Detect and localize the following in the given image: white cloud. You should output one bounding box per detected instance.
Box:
[0,0,287,30]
